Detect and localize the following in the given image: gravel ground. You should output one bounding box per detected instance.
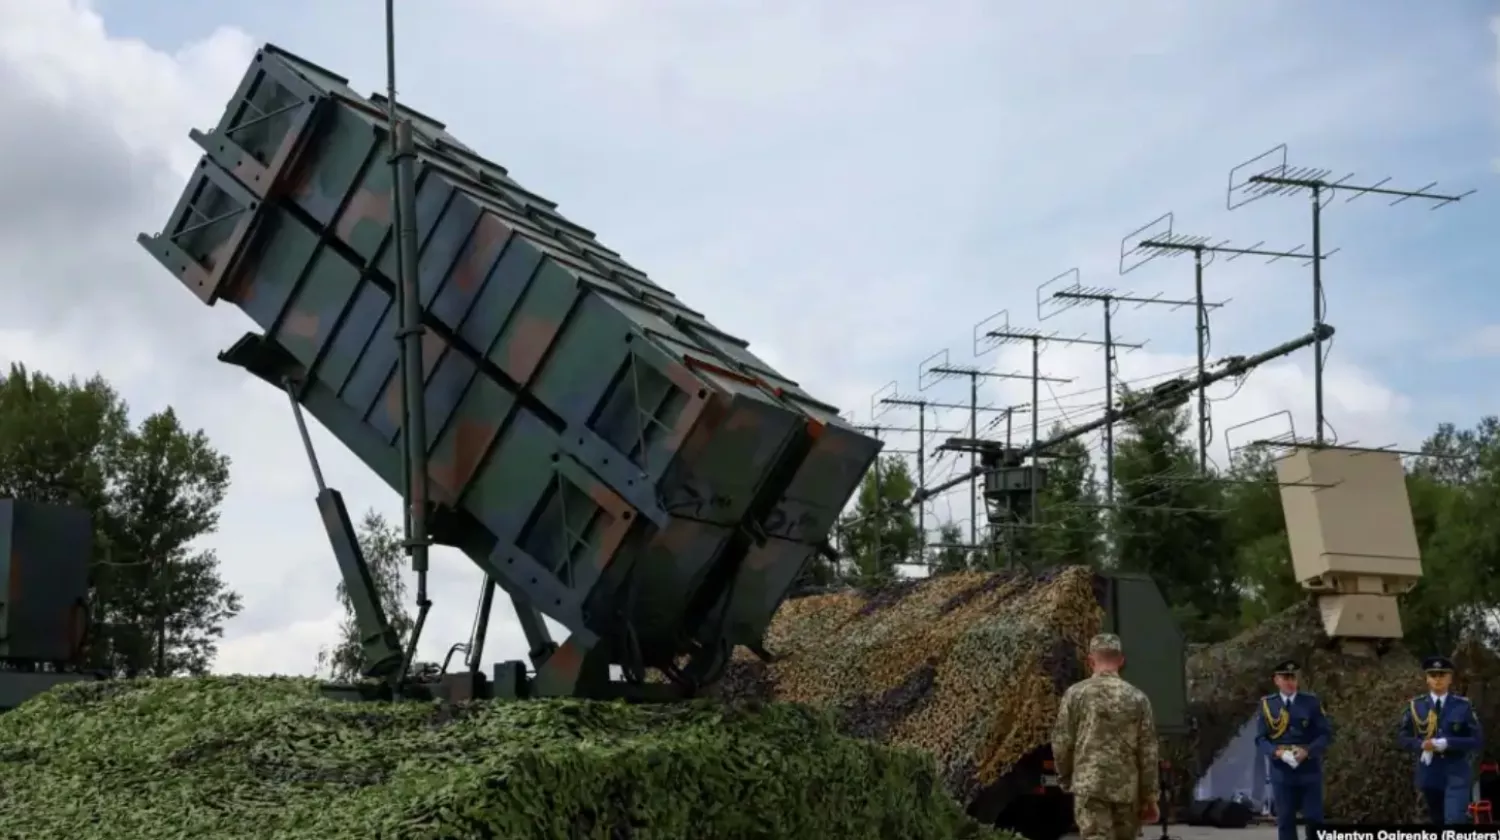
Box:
[1062,824,1281,840]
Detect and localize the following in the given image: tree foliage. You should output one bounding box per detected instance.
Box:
[1031,428,1104,568]
[927,522,971,574]
[0,363,240,675]
[1111,399,1239,642]
[317,510,414,681]
[836,456,920,587]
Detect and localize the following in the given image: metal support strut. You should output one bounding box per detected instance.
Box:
[283,379,403,680]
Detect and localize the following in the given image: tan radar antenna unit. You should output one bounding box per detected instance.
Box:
[1222,143,1471,656]
[1275,446,1421,656]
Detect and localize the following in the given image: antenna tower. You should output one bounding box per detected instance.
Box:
[974,311,1077,560]
[870,383,965,563]
[919,348,1054,547]
[1227,143,1473,445]
[1120,213,1298,472]
[852,423,921,571]
[1036,268,1167,503]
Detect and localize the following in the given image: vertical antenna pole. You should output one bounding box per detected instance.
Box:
[1311,186,1325,445]
[1005,406,1014,564]
[1041,282,1148,513]
[1194,249,1209,472]
[386,0,432,686]
[980,319,1077,567]
[1103,303,1115,506]
[1225,143,1472,448]
[872,426,883,577]
[917,405,926,567]
[969,373,978,548]
[1029,336,1040,565]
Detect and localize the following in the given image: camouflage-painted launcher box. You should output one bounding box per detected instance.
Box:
[138,45,880,677]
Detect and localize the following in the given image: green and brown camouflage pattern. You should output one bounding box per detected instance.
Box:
[1166,602,1439,823]
[711,567,1107,809]
[711,567,1190,813]
[137,44,881,691]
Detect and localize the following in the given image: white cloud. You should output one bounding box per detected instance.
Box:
[0,0,1491,677]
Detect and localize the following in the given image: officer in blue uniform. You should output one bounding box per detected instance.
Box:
[1398,655,1484,825]
[1255,660,1331,840]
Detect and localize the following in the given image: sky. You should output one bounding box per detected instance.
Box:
[0,0,1496,677]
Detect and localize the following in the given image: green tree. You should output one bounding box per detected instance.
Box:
[1398,418,1500,654]
[317,510,415,681]
[837,455,920,586]
[1110,396,1237,642]
[1223,445,1303,627]
[0,364,240,676]
[1032,428,1104,568]
[928,521,971,574]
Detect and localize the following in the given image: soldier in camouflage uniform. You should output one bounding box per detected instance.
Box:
[1052,633,1161,840]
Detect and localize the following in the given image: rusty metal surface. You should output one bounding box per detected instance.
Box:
[138,44,881,687]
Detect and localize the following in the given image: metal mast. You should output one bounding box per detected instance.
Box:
[384,0,432,686]
[1227,144,1473,445]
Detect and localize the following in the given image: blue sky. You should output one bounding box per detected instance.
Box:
[0,0,1494,674]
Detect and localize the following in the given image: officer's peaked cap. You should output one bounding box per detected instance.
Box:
[1423,655,1455,673]
[1273,660,1300,676]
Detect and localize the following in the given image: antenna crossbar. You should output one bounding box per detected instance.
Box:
[883,396,1031,415]
[1246,175,1472,208]
[929,364,1070,385]
[1137,238,1333,264]
[1054,290,1223,311]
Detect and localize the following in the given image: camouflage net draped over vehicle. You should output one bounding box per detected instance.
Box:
[1170,602,1430,823]
[1455,637,1500,754]
[0,677,1013,840]
[712,566,1104,807]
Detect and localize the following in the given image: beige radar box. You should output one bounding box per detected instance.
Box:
[1275,447,1422,652]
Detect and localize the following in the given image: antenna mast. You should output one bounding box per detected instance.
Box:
[384,0,433,688]
[1226,143,1473,445]
[974,310,1079,564]
[1035,268,1159,501]
[1119,212,1307,472]
[919,347,1056,549]
[871,382,965,565]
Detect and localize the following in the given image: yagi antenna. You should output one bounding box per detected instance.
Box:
[928,325,1072,549]
[1226,143,1474,447]
[1037,267,1209,502]
[918,349,950,391]
[875,390,969,557]
[1223,411,1298,465]
[1118,210,1316,474]
[871,381,898,421]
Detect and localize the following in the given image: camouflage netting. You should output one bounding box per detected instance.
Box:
[1171,601,1433,823]
[0,677,1014,840]
[712,566,1105,808]
[1454,636,1500,752]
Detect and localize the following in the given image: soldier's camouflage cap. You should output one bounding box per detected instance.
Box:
[1089,633,1123,654]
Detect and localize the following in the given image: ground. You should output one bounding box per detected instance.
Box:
[1062,825,1279,840]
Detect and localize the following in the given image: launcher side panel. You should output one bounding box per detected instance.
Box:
[138,44,882,670]
[0,500,92,664]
